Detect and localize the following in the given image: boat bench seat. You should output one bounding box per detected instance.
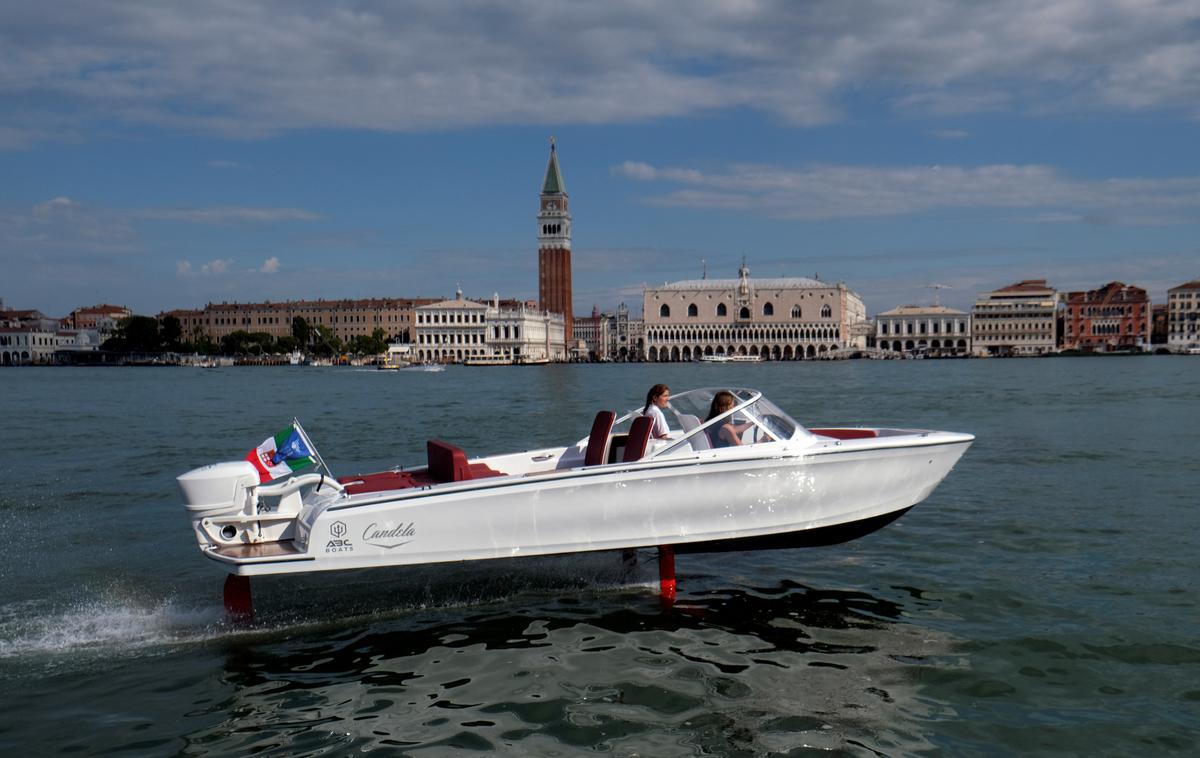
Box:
[336,440,504,495]
[426,439,504,483]
[810,428,878,440]
[338,470,429,495]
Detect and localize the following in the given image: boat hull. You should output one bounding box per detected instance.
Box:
[215,433,971,576]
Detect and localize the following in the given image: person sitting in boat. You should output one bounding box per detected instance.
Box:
[642,383,672,439]
[705,390,753,447]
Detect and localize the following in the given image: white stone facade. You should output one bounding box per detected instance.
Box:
[0,329,63,365]
[413,295,490,363]
[414,293,566,363]
[642,264,866,361]
[971,280,1059,357]
[486,302,566,363]
[1167,280,1200,350]
[876,306,971,356]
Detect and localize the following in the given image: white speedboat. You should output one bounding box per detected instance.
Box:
[178,388,972,616]
[401,363,446,372]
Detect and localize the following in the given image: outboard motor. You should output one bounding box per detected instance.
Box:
[177,461,260,547]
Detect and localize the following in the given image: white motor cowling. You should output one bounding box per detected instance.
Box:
[178,461,259,521]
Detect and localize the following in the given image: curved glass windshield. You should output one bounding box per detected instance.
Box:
[613,387,811,458]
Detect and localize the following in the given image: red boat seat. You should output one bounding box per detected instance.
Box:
[338,471,426,495]
[427,439,504,483]
[623,416,654,462]
[584,410,616,466]
[810,428,877,440]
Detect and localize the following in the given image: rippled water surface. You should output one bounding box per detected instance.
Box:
[1,359,1197,755]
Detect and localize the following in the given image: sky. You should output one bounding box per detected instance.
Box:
[2,0,1199,318]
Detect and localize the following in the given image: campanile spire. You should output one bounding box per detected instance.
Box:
[538,137,573,343]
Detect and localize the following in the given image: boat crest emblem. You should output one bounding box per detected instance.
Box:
[326,520,353,553]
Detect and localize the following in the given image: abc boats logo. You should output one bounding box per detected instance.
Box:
[326,521,354,553]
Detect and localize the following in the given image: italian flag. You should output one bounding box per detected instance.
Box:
[245,424,316,482]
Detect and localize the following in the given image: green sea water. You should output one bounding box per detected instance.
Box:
[0,358,1197,755]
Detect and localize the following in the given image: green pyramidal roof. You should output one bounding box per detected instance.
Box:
[542,142,566,195]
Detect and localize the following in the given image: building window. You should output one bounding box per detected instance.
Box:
[791,305,801,318]
[717,303,727,317]
[739,307,750,319]
[763,302,774,317]
[821,305,832,318]
[660,304,671,318]
[687,303,698,318]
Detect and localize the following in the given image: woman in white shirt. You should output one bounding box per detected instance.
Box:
[641,383,671,439]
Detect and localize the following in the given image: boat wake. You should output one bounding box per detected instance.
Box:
[0,594,223,661]
[0,553,654,668]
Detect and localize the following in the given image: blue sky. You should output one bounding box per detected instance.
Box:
[2,0,1198,318]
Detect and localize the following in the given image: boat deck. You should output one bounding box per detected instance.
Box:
[213,541,305,560]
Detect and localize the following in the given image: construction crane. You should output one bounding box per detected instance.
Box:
[927,283,951,307]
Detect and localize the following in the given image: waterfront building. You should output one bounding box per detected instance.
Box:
[971,279,1059,357]
[62,303,131,333]
[0,327,63,365]
[609,303,644,361]
[642,262,867,362]
[161,297,437,344]
[0,307,59,332]
[413,291,566,364]
[875,305,971,356]
[485,297,566,363]
[1062,282,1151,352]
[413,293,488,363]
[1167,279,1200,350]
[573,303,645,361]
[538,138,573,345]
[574,307,609,361]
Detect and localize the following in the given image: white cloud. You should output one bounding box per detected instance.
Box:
[1,197,138,252]
[2,0,1198,145]
[615,160,1200,224]
[176,260,193,276]
[33,196,81,216]
[200,258,233,275]
[260,256,280,273]
[134,207,320,223]
[206,160,240,169]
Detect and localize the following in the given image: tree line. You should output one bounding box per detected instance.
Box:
[101,316,397,357]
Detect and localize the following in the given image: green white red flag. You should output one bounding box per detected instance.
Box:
[245,423,316,482]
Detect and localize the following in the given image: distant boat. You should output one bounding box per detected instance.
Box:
[700,355,763,363]
[401,363,446,372]
[463,354,513,366]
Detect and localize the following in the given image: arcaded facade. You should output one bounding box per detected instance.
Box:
[642,263,867,362]
[414,293,566,363]
[876,305,971,355]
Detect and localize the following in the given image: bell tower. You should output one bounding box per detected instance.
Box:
[538,137,573,344]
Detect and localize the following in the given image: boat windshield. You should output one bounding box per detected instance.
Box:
[612,387,812,457]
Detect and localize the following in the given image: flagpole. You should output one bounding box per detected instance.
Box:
[294,418,333,478]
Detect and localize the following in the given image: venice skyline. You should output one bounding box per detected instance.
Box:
[3,1,1199,317]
